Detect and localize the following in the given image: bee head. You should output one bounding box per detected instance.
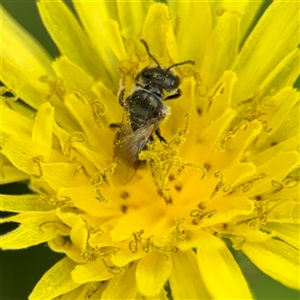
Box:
[136,66,179,92]
[138,39,195,92]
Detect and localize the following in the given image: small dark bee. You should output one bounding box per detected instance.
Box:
[113,39,195,171]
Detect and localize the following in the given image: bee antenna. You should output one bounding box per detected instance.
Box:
[167,60,195,71]
[140,39,161,68]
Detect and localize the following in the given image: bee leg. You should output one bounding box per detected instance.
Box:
[164,89,182,101]
[118,74,126,106]
[118,87,125,107]
[155,128,167,143]
[109,123,121,129]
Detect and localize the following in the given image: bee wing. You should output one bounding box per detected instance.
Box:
[112,111,157,184]
[114,112,157,167]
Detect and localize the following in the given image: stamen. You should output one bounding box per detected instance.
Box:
[121,205,128,213]
[85,284,100,299]
[248,219,260,230]
[69,132,86,143]
[38,221,70,235]
[90,164,116,186]
[283,174,300,188]
[81,250,99,263]
[271,179,284,193]
[40,76,65,100]
[190,208,218,225]
[210,170,225,199]
[90,170,112,203]
[129,229,144,253]
[73,162,89,178]
[88,225,104,237]
[207,83,224,111]
[75,90,90,104]
[32,155,44,178]
[236,198,283,230]
[91,100,107,124]
[140,113,206,196]
[64,132,86,157]
[171,218,186,245]
[219,120,249,151]
[120,191,130,199]
[39,195,72,208]
[142,238,152,253]
[238,173,267,193]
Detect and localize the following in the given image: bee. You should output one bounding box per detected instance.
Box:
[113,39,195,173]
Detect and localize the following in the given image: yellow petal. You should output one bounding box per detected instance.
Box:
[42,162,90,190]
[58,283,106,300]
[149,291,168,300]
[57,186,120,220]
[68,215,87,246]
[236,1,265,47]
[0,104,33,141]
[232,1,299,102]
[37,0,107,80]
[117,1,150,39]
[104,19,127,61]
[169,249,210,299]
[32,102,54,148]
[57,285,85,300]
[48,235,83,263]
[214,120,262,169]
[92,81,122,124]
[0,161,29,184]
[271,98,300,144]
[252,136,299,167]
[1,5,54,79]
[203,195,254,227]
[263,222,300,250]
[139,289,168,300]
[59,282,106,300]
[29,257,79,300]
[197,233,253,299]
[141,3,174,59]
[242,239,300,290]
[72,1,119,81]
[110,245,147,267]
[248,151,299,196]
[257,49,300,102]
[201,11,239,87]
[52,56,94,96]
[209,1,265,48]
[72,260,114,283]
[169,1,211,64]
[136,251,172,296]
[267,198,299,224]
[1,211,70,249]
[101,263,138,299]
[0,194,57,213]
[3,68,75,137]
[1,136,66,178]
[2,60,49,109]
[264,88,299,136]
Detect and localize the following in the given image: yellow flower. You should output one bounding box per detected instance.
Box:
[1,0,299,299]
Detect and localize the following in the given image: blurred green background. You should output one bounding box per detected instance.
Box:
[1,0,299,299]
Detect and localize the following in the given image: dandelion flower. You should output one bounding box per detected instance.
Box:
[1,1,299,299]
